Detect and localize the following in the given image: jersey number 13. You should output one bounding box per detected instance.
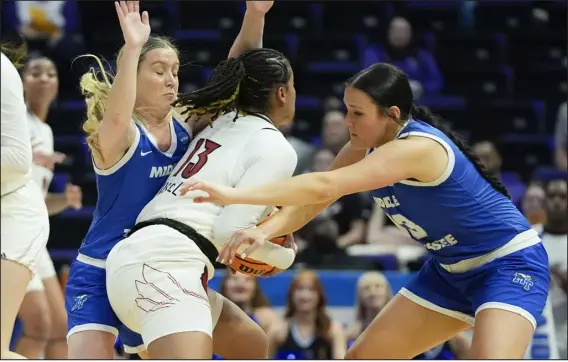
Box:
[173,138,222,179]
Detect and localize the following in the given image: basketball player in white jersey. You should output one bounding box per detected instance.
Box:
[12,56,82,359]
[1,48,50,359]
[105,47,297,359]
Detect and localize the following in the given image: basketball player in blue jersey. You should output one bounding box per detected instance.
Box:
[65,0,275,358]
[182,63,550,359]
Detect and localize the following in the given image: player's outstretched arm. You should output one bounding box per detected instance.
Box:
[95,1,150,167]
[181,137,444,207]
[227,1,274,59]
[216,142,367,263]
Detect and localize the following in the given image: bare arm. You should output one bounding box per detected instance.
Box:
[95,2,150,169]
[95,45,141,168]
[227,2,272,59]
[212,137,447,207]
[255,142,367,239]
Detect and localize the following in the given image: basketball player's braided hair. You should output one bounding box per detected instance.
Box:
[173,48,290,123]
[410,105,511,199]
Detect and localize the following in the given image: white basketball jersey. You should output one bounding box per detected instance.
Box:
[137,112,292,246]
[28,111,54,197]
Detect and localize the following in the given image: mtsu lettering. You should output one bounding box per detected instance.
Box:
[150,164,174,178]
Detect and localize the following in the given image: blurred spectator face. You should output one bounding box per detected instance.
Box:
[290,272,321,313]
[323,96,343,113]
[313,148,335,172]
[322,110,349,153]
[522,184,547,225]
[23,57,59,105]
[222,273,256,304]
[387,17,412,49]
[357,272,392,311]
[135,47,180,118]
[472,141,502,175]
[546,180,568,226]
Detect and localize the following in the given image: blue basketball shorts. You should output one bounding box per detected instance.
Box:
[401,243,550,328]
[65,259,145,354]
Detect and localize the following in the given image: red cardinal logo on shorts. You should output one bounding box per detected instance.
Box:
[135,264,187,313]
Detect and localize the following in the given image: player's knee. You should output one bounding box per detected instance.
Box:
[21,305,52,341]
[49,312,68,339]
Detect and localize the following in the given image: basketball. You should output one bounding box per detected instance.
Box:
[229,235,287,276]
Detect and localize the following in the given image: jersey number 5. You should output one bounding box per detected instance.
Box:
[386,213,428,241]
[173,138,221,179]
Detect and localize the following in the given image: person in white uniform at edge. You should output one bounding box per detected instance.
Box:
[13,55,82,360]
[1,45,50,359]
[105,46,298,359]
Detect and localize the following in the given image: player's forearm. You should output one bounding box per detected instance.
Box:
[45,193,68,215]
[228,9,265,59]
[258,201,337,239]
[98,45,141,152]
[231,172,338,207]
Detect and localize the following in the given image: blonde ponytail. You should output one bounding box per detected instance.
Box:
[78,55,114,161]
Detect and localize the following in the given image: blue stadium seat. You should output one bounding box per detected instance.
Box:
[443,66,512,99]
[177,2,244,33]
[500,134,553,180]
[321,2,393,36]
[435,34,506,71]
[469,100,546,138]
[297,36,364,67]
[264,2,319,37]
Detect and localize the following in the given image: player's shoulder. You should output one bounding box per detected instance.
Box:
[1,53,23,90]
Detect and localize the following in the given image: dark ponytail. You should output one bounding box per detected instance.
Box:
[411,104,511,199]
[174,58,246,122]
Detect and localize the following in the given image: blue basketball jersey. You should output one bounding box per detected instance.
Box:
[369,119,532,265]
[79,120,190,260]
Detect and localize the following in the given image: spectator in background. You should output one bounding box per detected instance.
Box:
[219,273,282,335]
[278,123,315,176]
[555,101,567,171]
[347,272,392,343]
[6,0,84,99]
[269,270,346,359]
[315,110,350,156]
[540,179,568,359]
[312,148,370,249]
[363,16,443,100]
[472,140,526,206]
[348,273,470,360]
[521,183,547,226]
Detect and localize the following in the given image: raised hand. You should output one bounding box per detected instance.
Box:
[246,1,275,15]
[115,1,151,48]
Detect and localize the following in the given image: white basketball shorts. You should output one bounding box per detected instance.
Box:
[1,180,49,275]
[106,224,216,348]
[26,247,57,292]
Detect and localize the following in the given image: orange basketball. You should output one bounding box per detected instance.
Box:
[229,235,287,276]
[229,208,288,276]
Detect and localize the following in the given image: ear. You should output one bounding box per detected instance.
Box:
[275,86,287,105]
[387,105,401,121]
